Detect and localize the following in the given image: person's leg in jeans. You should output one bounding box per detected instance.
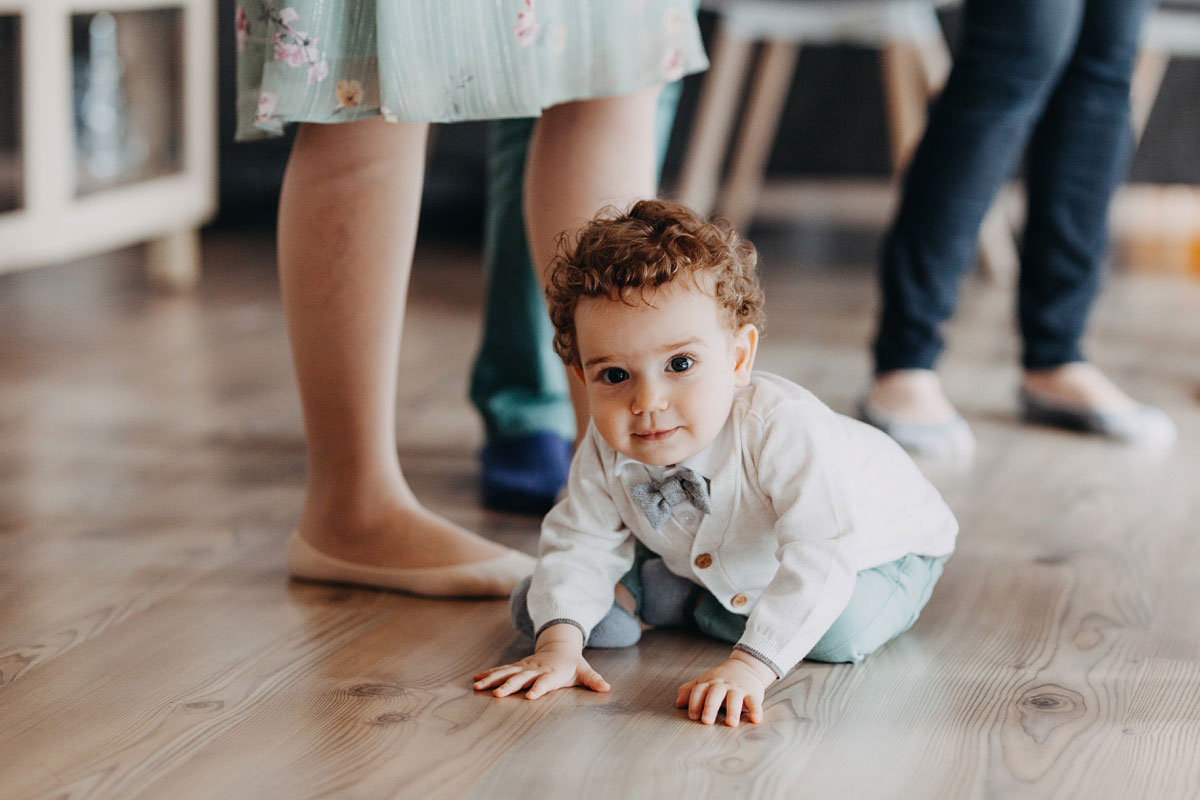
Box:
[472,80,686,513]
[1015,0,1174,445]
[865,0,1086,453]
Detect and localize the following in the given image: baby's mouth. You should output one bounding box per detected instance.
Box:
[632,427,680,442]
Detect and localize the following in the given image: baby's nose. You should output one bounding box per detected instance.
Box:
[631,380,669,414]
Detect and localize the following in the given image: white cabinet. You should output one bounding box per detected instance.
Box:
[0,0,216,288]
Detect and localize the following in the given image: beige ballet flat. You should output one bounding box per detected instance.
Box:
[286,531,536,598]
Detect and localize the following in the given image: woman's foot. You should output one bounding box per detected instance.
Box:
[860,370,976,459]
[1022,361,1136,411]
[289,490,534,596]
[1020,362,1176,447]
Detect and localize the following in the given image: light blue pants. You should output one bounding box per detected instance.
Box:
[691,553,949,664]
[513,552,949,666]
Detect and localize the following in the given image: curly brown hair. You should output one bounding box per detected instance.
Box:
[545,199,764,366]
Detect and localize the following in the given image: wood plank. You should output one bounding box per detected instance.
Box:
[0,228,1197,798]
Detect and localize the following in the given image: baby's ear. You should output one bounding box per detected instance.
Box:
[732,324,759,386]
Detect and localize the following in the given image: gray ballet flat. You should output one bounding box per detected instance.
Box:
[1018,387,1177,448]
[857,398,976,460]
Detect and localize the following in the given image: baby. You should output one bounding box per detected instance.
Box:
[473,200,958,726]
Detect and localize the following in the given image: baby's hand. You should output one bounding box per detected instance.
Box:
[675,651,775,727]
[473,625,610,700]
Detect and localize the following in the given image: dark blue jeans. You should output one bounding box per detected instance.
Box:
[873,0,1156,373]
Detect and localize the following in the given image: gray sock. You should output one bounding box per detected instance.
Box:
[586,606,642,648]
[509,575,641,648]
[639,558,701,627]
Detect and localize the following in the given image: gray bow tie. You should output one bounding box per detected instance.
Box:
[630,467,713,529]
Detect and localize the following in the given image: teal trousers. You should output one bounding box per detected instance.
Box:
[469,81,686,441]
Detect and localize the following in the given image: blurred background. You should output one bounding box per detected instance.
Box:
[2,2,1200,291]
[1,2,1199,281]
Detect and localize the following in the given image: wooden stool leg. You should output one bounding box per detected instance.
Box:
[880,42,927,173]
[676,23,755,216]
[146,227,201,290]
[977,200,1021,286]
[889,34,1020,285]
[1130,50,1168,144]
[1119,50,1172,273]
[914,30,952,100]
[719,40,800,230]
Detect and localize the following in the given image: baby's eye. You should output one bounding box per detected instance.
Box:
[667,355,694,373]
[599,367,630,384]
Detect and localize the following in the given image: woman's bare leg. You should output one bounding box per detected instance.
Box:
[279,118,510,569]
[524,86,663,446]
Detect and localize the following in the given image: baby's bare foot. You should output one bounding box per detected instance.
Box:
[613,582,654,630]
[614,582,638,615]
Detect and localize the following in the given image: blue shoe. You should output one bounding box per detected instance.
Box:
[858,397,976,460]
[1019,387,1177,448]
[481,432,573,514]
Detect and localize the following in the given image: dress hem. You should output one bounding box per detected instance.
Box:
[235,65,706,142]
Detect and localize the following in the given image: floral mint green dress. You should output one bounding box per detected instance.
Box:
[234,0,708,140]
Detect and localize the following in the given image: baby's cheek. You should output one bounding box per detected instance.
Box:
[592,412,627,450]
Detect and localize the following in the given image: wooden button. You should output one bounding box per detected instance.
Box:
[731,593,748,608]
[694,553,713,569]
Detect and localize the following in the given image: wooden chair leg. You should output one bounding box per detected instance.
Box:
[147,227,201,290]
[914,30,952,100]
[888,34,1019,285]
[977,203,1021,286]
[1119,50,1173,273]
[880,42,927,174]
[675,23,755,217]
[1130,50,1169,145]
[719,40,800,230]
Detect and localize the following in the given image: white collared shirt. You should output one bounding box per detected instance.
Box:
[526,371,958,676]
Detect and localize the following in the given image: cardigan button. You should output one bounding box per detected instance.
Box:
[731,593,748,608]
[694,553,713,569]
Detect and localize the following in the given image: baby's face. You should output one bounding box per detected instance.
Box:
[573,280,758,466]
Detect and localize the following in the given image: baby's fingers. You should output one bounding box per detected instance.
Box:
[687,684,711,720]
[676,680,697,708]
[472,665,522,689]
[525,672,565,701]
[745,693,764,724]
[724,690,745,728]
[493,670,540,698]
[701,685,727,725]
[578,667,610,694]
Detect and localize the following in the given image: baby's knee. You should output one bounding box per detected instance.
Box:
[806,640,869,664]
[807,555,947,664]
[806,607,884,664]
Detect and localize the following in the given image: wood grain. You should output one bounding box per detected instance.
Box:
[1,228,1198,799]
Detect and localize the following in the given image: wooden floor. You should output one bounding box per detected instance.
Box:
[2,227,1199,799]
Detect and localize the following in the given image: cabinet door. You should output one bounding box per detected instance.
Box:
[71,8,186,196]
